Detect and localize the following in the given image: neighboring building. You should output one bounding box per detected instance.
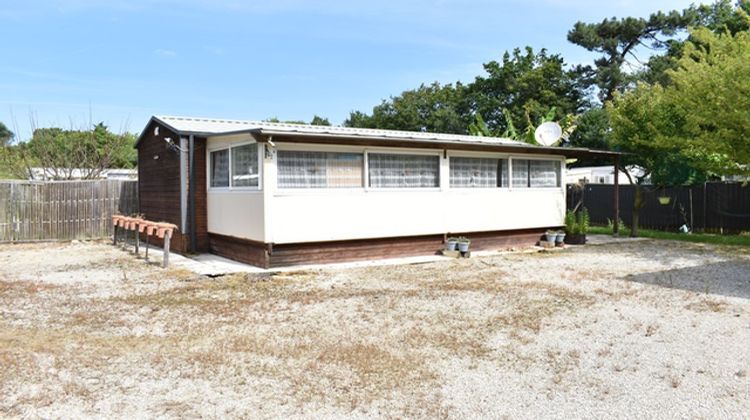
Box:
[136,116,618,268]
[29,167,137,181]
[565,165,646,185]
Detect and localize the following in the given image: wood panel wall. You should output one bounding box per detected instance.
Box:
[137,121,189,252]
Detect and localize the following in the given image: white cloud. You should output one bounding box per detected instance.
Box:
[153,49,177,58]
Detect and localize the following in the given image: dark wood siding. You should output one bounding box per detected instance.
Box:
[209,233,269,268]
[191,137,209,251]
[137,121,187,252]
[264,227,551,268]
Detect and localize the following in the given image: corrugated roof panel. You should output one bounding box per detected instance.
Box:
[153,115,527,146]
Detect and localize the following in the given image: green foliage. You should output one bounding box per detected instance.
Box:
[1,123,136,180]
[565,208,590,235]
[344,82,471,134]
[609,21,750,182]
[470,47,588,136]
[588,225,750,247]
[467,114,492,137]
[309,115,331,126]
[0,122,13,147]
[567,9,695,101]
[346,48,586,138]
[565,107,610,151]
[565,210,577,234]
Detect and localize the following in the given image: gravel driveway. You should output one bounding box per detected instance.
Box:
[1,239,749,418]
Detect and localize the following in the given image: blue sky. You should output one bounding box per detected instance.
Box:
[1,0,700,139]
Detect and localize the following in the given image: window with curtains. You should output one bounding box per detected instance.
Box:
[210,149,230,188]
[450,157,508,188]
[277,151,364,188]
[511,159,561,188]
[231,144,259,187]
[368,153,440,188]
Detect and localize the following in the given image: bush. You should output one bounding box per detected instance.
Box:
[565,207,589,235]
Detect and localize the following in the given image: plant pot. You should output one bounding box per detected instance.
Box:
[555,233,566,246]
[545,232,557,246]
[458,241,470,253]
[565,233,586,245]
[446,239,458,251]
[658,196,671,205]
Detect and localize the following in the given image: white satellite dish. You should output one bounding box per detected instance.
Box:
[534,121,563,146]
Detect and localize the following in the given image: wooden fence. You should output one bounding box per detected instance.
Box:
[0,180,138,243]
[567,182,750,233]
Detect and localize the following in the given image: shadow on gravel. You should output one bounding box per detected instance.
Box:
[623,260,750,300]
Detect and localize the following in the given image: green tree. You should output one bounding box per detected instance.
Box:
[568,9,694,101]
[4,123,137,180]
[565,107,611,152]
[469,47,589,135]
[607,20,750,235]
[309,115,331,126]
[0,122,13,147]
[344,82,471,133]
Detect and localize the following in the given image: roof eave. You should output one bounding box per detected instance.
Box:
[253,128,622,158]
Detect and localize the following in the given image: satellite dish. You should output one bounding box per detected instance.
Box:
[535,122,563,146]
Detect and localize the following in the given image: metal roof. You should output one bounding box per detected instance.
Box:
[148,115,526,146]
[138,115,620,158]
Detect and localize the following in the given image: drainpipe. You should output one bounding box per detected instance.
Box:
[189,134,196,253]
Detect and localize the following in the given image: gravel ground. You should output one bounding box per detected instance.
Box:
[1,239,749,418]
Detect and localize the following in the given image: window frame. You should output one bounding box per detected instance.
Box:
[447,152,510,190]
[365,149,442,191]
[508,156,564,191]
[276,149,366,191]
[207,141,263,192]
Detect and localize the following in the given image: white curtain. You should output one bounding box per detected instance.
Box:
[450,157,507,188]
[277,151,363,188]
[210,149,229,188]
[231,144,259,187]
[368,153,439,188]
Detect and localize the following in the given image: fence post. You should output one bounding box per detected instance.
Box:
[10,183,17,242]
[613,156,620,235]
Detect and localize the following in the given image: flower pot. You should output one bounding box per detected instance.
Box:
[545,232,557,246]
[658,196,671,205]
[565,233,586,245]
[555,233,566,246]
[446,239,458,251]
[458,241,470,253]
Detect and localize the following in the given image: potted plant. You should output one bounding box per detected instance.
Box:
[657,187,671,205]
[564,208,589,245]
[457,237,471,253]
[555,230,566,246]
[545,230,557,247]
[445,237,458,251]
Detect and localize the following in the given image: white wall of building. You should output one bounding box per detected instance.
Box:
[205,137,566,244]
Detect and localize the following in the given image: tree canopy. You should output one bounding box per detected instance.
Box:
[1,123,137,180]
[0,122,13,147]
[608,21,750,183]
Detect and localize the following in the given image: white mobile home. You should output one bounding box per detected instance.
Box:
[136,116,619,267]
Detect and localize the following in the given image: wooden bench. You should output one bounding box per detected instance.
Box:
[112,215,178,267]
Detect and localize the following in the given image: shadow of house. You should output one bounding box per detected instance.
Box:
[623,260,750,300]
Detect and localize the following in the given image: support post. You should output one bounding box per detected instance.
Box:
[163,230,171,268]
[134,227,139,255]
[145,234,150,261]
[113,225,118,245]
[613,155,620,236]
[188,134,196,254]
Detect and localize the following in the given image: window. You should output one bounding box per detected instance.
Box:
[368,153,439,188]
[277,151,363,188]
[210,149,229,188]
[231,144,259,187]
[450,157,508,188]
[511,159,561,188]
[530,160,561,187]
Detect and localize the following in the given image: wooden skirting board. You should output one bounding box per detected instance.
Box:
[207,227,555,269]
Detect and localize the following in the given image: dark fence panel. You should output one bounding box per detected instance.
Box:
[567,182,750,233]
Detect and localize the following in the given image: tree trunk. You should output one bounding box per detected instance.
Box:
[631,184,644,237]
